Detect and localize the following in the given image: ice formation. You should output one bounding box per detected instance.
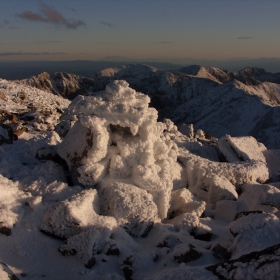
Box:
[57,80,181,221]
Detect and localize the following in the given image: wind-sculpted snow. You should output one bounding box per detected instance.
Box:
[1,78,280,279]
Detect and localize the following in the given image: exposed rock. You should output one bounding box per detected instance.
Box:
[0,123,15,144]
[0,226,11,236]
[121,255,134,280]
[0,91,8,101]
[121,251,158,280]
[191,230,213,241]
[172,244,202,263]
[58,227,118,268]
[211,243,231,261]
[36,147,58,162]
[206,243,280,280]
[156,234,182,249]
[19,72,98,99]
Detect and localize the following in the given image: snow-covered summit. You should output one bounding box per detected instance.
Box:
[1,70,280,279]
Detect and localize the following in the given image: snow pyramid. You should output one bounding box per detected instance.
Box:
[57,80,183,221]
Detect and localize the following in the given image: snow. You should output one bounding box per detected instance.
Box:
[0,77,280,279]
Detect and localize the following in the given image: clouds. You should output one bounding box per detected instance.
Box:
[237,37,254,40]
[100,21,115,28]
[0,52,65,56]
[16,2,85,29]
[0,20,19,30]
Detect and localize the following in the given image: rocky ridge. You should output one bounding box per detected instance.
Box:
[17,64,280,149]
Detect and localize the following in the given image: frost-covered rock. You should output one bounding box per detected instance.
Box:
[57,80,181,219]
[238,183,280,213]
[99,181,158,237]
[206,175,238,204]
[167,213,200,234]
[0,174,31,235]
[206,243,280,280]
[178,148,269,202]
[218,135,266,162]
[58,227,119,268]
[41,189,117,238]
[121,250,159,280]
[156,234,182,249]
[229,212,280,257]
[0,124,14,145]
[229,211,279,237]
[168,189,206,218]
[171,243,201,263]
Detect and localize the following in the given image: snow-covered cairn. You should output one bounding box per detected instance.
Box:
[57,80,184,227]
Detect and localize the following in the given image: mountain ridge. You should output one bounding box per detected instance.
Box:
[11,64,280,148]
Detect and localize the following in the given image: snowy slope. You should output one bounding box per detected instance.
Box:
[0,79,280,279]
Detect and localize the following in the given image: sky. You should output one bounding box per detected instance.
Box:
[1,0,280,62]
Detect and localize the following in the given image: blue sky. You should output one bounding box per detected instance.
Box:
[1,0,280,61]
